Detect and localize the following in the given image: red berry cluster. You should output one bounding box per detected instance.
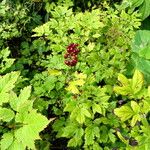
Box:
[64,43,80,66]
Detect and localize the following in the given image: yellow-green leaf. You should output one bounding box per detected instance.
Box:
[114,106,134,121]
[74,79,85,86]
[131,101,140,114]
[65,82,79,94]
[74,72,87,79]
[132,70,144,94]
[131,114,141,127]
[92,103,102,114]
[118,73,130,86]
[114,86,131,95]
[48,69,62,76]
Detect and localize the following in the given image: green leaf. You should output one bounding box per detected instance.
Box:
[61,125,76,137]
[116,131,129,145]
[85,126,95,146]
[76,110,85,124]
[0,92,9,106]
[92,103,102,114]
[81,107,92,118]
[7,139,25,150]
[14,110,49,149]
[132,30,150,53]
[139,0,150,20]
[0,108,15,122]
[114,86,131,95]
[92,142,102,150]
[131,114,141,127]
[139,46,150,59]
[0,132,13,150]
[118,73,130,86]
[114,106,134,121]
[0,72,20,93]
[67,127,84,147]
[108,130,116,143]
[131,101,140,113]
[131,0,144,10]
[85,125,99,146]
[11,86,32,111]
[132,69,143,93]
[64,100,77,112]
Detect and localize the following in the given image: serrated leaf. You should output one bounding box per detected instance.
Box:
[64,100,77,112]
[74,72,87,79]
[85,126,95,146]
[81,108,92,118]
[76,111,85,124]
[68,127,84,147]
[0,132,13,150]
[14,110,50,149]
[132,69,143,93]
[131,101,140,113]
[108,130,116,143]
[114,106,134,121]
[65,82,79,94]
[0,108,15,122]
[118,73,130,86]
[0,72,20,93]
[88,42,95,51]
[92,142,102,150]
[74,79,85,86]
[143,101,150,114]
[131,114,141,127]
[48,69,62,76]
[16,86,31,111]
[92,103,102,114]
[61,124,77,137]
[7,139,25,150]
[114,86,131,95]
[0,92,9,106]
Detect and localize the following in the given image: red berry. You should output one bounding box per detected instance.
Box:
[71,55,78,60]
[64,60,70,66]
[69,59,77,66]
[73,49,80,54]
[64,53,69,58]
[72,59,77,64]
[67,47,73,53]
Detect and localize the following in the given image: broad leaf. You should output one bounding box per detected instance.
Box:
[118,73,130,86]
[0,72,20,93]
[0,132,13,150]
[114,106,134,121]
[0,108,15,122]
[14,110,49,149]
[131,101,140,113]
[132,69,143,94]
[139,0,150,20]
[131,114,141,127]
[92,103,102,114]
[85,125,100,146]
[10,86,32,111]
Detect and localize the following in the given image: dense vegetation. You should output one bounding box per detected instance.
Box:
[1,0,150,149]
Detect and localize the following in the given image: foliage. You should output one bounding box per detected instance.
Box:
[30,2,141,149]
[1,0,150,149]
[131,30,150,84]
[0,71,50,150]
[121,0,150,20]
[114,69,150,149]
